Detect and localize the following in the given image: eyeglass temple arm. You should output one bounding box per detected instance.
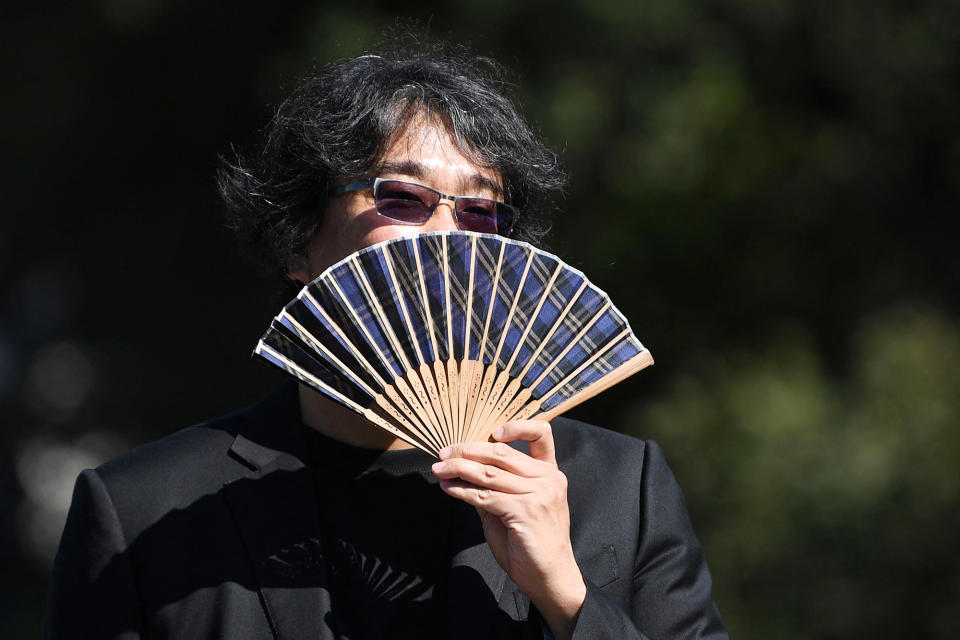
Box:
[328,178,377,196]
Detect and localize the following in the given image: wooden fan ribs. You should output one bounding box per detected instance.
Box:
[473,256,563,438]
[254,231,653,456]
[322,271,440,447]
[379,244,447,443]
[470,249,536,437]
[348,258,447,450]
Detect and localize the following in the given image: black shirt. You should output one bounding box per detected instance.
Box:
[302,426,457,640]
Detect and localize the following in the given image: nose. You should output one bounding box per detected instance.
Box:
[424,199,460,232]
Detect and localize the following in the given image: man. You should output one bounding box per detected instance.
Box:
[46,46,728,639]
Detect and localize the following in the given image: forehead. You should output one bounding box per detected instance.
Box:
[376,114,503,196]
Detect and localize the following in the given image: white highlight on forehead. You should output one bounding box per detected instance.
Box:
[378,114,503,197]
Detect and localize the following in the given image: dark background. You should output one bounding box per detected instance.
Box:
[3,1,959,637]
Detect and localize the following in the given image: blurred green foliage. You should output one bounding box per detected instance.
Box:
[2,0,958,637]
[633,306,960,637]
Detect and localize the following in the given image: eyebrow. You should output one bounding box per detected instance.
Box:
[373,160,505,198]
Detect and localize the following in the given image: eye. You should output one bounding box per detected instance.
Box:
[373,180,435,224]
[457,198,497,217]
[455,198,501,233]
[376,181,430,205]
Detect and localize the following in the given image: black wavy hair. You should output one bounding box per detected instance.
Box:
[218,43,566,279]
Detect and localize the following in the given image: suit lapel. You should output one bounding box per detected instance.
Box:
[443,436,543,638]
[219,384,535,639]
[223,432,335,640]
[446,501,536,639]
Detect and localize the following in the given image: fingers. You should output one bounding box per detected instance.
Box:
[435,478,514,516]
[434,464,569,518]
[432,420,562,513]
[493,420,557,465]
[432,456,532,495]
[438,438,553,477]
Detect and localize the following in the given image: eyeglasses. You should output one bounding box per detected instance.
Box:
[328,178,519,237]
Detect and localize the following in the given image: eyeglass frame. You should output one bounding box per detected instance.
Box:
[327,177,519,236]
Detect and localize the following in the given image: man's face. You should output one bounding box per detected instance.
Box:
[288,114,505,284]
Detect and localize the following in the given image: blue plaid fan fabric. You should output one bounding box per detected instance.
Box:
[255,231,653,456]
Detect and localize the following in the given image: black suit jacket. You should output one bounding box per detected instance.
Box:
[45,385,727,639]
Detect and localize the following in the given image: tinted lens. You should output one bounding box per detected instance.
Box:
[454,197,499,234]
[495,203,518,236]
[455,199,518,236]
[373,180,438,224]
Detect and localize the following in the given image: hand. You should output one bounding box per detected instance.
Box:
[432,420,586,640]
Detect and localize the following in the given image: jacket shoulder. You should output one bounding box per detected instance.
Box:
[88,389,294,533]
[551,415,649,471]
[96,407,247,487]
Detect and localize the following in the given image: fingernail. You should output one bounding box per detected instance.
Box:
[432,461,446,473]
[493,427,505,439]
[438,447,452,460]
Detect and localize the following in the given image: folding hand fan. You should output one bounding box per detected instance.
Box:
[254,231,653,456]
